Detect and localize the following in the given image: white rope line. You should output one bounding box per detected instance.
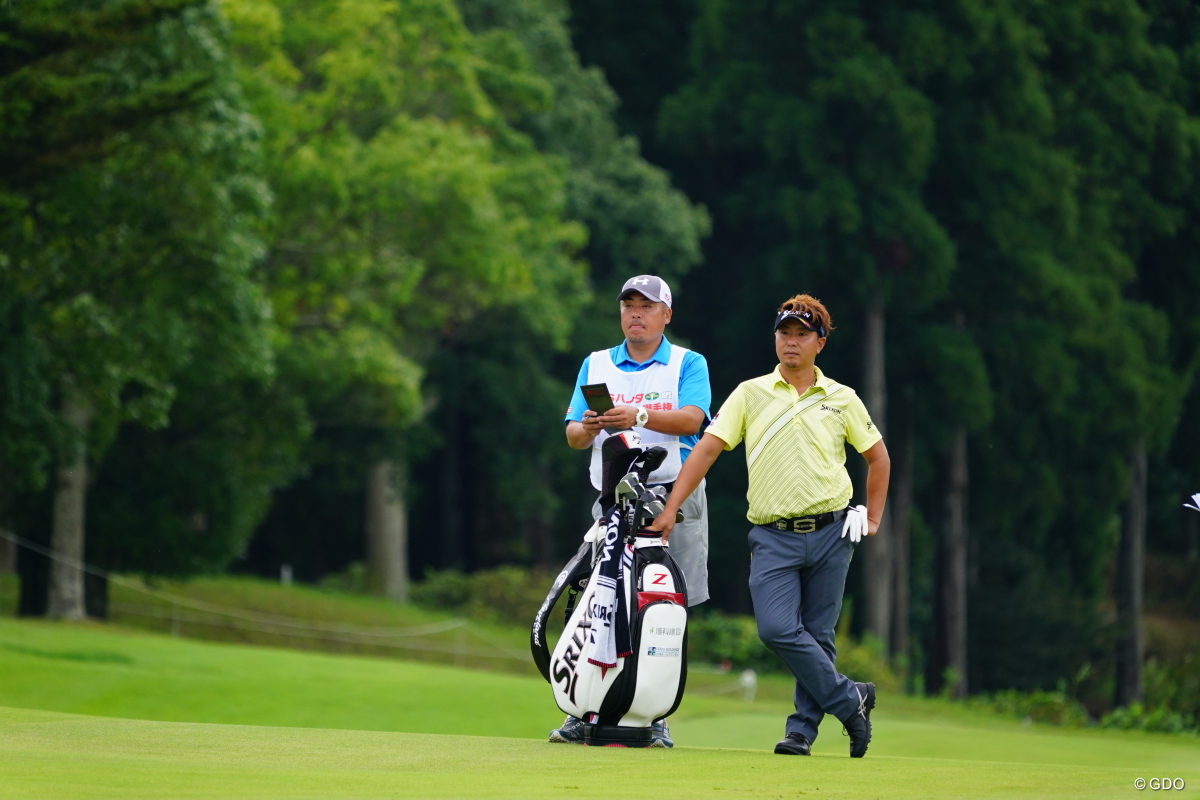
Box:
[454,618,531,660]
[686,681,746,696]
[111,602,526,659]
[0,529,527,660]
[685,666,758,701]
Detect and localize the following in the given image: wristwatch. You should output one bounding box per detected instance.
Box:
[634,406,649,427]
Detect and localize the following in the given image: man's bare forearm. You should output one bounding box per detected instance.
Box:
[643,406,705,436]
[565,421,596,450]
[662,433,725,516]
[861,440,891,533]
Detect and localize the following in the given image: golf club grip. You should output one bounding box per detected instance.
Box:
[633,510,684,535]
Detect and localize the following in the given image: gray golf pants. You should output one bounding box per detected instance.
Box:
[592,479,709,606]
[748,517,859,742]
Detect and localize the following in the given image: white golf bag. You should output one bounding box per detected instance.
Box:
[530,437,689,747]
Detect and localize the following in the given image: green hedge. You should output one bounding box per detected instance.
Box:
[1098,656,1199,734]
[969,690,1091,727]
[686,611,900,690]
[968,656,1199,735]
[410,567,557,627]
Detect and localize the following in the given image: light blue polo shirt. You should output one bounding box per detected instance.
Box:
[565,336,712,463]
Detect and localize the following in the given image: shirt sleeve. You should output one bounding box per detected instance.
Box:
[564,356,591,423]
[705,384,748,450]
[845,391,883,453]
[677,351,712,420]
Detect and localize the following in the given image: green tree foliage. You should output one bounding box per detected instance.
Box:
[397,0,710,572]
[929,0,1192,694]
[1,0,1193,705]
[0,0,227,503]
[575,0,1199,696]
[222,0,593,582]
[460,0,707,290]
[1140,0,1200,562]
[223,0,587,430]
[0,2,290,607]
[659,0,954,305]
[0,0,218,189]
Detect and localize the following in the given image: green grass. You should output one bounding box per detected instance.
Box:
[1,617,1197,799]
[0,617,547,736]
[2,705,1194,800]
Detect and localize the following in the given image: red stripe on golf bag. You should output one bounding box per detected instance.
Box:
[637,591,685,611]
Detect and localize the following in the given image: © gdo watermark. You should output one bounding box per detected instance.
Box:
[1135,778,1186,791]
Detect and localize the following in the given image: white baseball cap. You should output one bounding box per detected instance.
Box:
[617,275,673,308]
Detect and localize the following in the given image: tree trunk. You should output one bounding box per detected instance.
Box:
[889,385,914,665]
[47,389,92,620]
[365,457,409,603]
[0,529,15,574]
[941,428,969,698]
[1114,443,1147,707]
[861,293,892,652]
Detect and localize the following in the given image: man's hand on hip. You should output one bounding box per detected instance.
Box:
[841,505,868,543]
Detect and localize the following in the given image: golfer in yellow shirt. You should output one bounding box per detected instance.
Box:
[647,293,890,758]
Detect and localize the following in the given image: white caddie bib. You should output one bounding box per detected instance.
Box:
[587,343,688,489]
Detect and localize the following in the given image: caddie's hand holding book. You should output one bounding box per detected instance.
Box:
[581,383,615,415]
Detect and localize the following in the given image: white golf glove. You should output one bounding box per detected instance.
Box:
[841,505,868,543]
[1184,493,1200,513]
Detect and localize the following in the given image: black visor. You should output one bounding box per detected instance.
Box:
[773,309,826,338]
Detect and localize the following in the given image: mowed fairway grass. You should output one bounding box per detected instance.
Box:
[1,619,1196,799]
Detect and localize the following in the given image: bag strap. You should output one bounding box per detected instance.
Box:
[530,540,593,683]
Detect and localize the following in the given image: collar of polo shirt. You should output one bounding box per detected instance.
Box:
[773,364,833,393]
[615,335,673,367]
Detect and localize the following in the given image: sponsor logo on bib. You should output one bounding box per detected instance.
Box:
[610,390,675,405]
[646,645,682,658]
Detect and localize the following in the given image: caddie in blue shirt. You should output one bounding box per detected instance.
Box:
[549,274,712,748]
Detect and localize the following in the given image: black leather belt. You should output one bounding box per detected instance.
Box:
[769,508,847,533]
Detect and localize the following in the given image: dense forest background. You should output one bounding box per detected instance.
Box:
[1,0,1197,714]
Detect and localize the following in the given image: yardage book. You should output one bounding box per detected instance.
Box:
[581,383,615,414]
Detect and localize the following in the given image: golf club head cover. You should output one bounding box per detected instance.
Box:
[601,431,643,501]
[633,446,668,483]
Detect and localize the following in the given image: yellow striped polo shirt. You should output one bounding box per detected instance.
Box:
[706,365,882,524]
